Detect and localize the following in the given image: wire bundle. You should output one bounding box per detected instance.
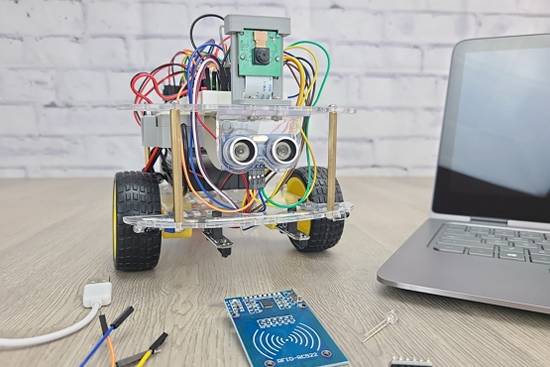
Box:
[79,306,168,367]
[130,14,332,214]
[258,40,331,209]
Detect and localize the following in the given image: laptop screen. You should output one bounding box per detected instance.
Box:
[433,34,550,223]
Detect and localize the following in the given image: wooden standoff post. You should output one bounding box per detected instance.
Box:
[327,105,338,211]
[170,108,184,223]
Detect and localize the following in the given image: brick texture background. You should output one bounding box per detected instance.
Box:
[1,0,550,177]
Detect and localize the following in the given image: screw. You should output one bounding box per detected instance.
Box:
[240,54,246,60]
[264,360,276,367]
[321,350,332,358]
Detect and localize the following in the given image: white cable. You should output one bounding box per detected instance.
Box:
[0,281,111,350]
[0,304,100,349]
[192,58,238,208]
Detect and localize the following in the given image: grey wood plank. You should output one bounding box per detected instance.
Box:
[0,178,549,366]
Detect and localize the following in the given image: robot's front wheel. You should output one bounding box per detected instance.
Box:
[112,171,162,271]
[286,166,345,252]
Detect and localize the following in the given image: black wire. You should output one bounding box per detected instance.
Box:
[219,47,231,91]
[190,14,225,50]
[159,149,172,184]
[296,56,316,106]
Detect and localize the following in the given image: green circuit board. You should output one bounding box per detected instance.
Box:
[238,29,283,77]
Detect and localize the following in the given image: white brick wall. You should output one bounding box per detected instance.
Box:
[1,0,550,177]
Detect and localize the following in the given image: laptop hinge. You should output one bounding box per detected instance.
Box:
[470,216,507,225]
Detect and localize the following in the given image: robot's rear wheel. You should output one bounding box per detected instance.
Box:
[112,171,162,271]
[286,166,345,252]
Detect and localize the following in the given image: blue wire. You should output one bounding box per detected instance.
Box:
[185,41,235,209]
[185,41,224,101]
[79,326,113,367]
[186,127,233,209]
[259,188,267,212]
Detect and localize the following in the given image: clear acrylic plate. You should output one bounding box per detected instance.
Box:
[123,192,353,232]
[119,103,357,117]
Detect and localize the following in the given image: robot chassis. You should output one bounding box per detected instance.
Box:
[112,15,354,271]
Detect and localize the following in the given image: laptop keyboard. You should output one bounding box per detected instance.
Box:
[432,223,550,265]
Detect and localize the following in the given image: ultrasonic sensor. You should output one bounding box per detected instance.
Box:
[229,137,258,166]
[271,137,298,165]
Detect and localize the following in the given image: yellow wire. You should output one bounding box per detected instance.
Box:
[175,49,197,101]
[284,45,319,102]
[136,350,153,367]
[265,128,318,204]
[283,54,306,106]
[106,336,116,367]
[267,54,311,199]
[179,138,257,213]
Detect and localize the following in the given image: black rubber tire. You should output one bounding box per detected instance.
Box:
[113,171,162,271]
[289,167,345,252]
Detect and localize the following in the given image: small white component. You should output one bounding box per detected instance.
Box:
[390,356,432,366]
[362,309,398,343]
[83,281,112,308]
[244,76,273,99]
[199,90,232,105]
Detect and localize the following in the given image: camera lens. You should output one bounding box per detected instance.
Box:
[272,138,298,164]
[229,138,257,166]
[253,47,270,65]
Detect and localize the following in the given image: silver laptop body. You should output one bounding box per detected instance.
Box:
[377,34,550,314]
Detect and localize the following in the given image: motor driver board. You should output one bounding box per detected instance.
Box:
[225,289,349,367]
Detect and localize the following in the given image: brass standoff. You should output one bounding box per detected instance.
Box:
[327,105,338,211]
[143,147,151,165]
[170,108,184,224]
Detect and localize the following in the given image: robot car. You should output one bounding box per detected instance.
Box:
[112,14,353,271]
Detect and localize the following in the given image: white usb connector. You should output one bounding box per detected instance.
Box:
[83,281,112,308]
[0,281,112,349]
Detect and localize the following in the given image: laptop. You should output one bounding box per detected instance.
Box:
[377,34,550,314]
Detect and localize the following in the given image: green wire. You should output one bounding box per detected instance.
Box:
[288,40,331,107]
[265,40,331,209]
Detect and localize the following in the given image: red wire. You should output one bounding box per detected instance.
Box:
[131,72,185,102]
[143,147,160,172]
[131,70,189,125]
[218,173,233,190]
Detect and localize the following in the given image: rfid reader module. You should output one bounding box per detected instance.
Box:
[225,290,348,367]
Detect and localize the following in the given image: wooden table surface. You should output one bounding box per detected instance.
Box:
[1,177,549,367]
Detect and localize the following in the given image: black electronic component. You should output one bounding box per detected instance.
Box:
[115,333,168,367]
[259,298,274,309]
[116,352,146,367]
[111,306,134,329]
[99,314,109,335]
[253,47,270,65]
[149,332,168,351]
[162,84,182,96]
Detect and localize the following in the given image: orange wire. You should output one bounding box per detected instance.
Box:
[179,134,256,213]
[106,336,116,367]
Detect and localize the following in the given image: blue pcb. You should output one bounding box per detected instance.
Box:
[225,289,349,367]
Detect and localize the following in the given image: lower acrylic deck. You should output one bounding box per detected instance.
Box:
[123,190,352,232]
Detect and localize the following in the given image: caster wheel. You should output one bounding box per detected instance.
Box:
[113,171,162,271]
[286,166,345,252]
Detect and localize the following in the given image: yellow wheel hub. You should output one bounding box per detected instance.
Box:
[286,176,311,235]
